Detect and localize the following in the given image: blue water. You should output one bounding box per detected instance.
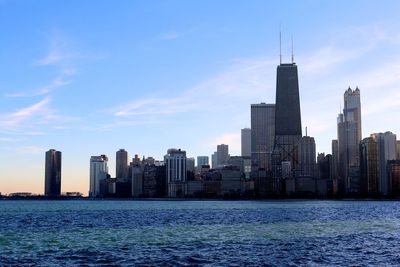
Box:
[1,200,400,266]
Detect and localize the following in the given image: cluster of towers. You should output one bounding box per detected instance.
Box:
[42,47,400,198]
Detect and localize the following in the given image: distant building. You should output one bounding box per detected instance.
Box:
[331,140,339,192]
[360,137,378,194]
[217,144,230,166]
[241,128,251,157]
[116,149,129,180]
[197,156,209,175]
[186,157,196,181]
[227,156,251,179]
[142,164,158,197]
[372,132,397,195]
[337,87,362,194]
[388,160,400,195]
[211,152,217,169]
[186,157,195,173]
[131,160,143,197]
[220,165,242,196]
[274,62,302,188]
[89,155,109,197]
[298,136,316,177]
[165,149,187,197]
[397,141,400,160]
[44,149,62,197]
[251,103,275,171]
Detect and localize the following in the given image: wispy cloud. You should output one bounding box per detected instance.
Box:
[34,29,79,67]
[5,76,71,97]
[15,145,47,154]
[161,32,183,40]
[0,97,79,133]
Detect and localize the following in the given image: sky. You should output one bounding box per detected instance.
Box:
[1,0,400,195]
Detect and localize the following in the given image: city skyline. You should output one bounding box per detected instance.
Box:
[2,1,400,194]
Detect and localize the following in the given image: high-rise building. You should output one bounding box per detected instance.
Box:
[337,87,362,194]
[89,155,109,197]
[331,140,339,189]
[273,62,302,192]
[116,149,129,180]
[388,160,400,195]
[186,157,195,173]
[241,128,251,157]
[131,162,143,197]
[197,156,209,175]
[211,152,217,169]
[44,149,62,197]
[396,140,400,160]
[251,103,275,171]
[298,136,316,177]
[359,137,378,194]
[165,148,187,197]
[216,144,229,166]
[372,132,397,195]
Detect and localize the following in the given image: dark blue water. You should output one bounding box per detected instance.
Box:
[1,200,400,266]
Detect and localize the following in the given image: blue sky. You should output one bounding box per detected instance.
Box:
[1,0,400,194]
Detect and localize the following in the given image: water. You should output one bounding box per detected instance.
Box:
[1,200,400,266]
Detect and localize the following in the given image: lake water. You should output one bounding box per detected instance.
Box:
[1,200,400,266]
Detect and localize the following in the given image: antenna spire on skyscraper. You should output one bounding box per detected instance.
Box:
[291,34,294,63]
[279,30,282,64]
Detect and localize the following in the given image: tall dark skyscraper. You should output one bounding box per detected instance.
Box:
[274,62,302,182]
[44,149,62,196]
[116,149,129,180]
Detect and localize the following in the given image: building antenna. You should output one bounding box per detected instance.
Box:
[291,34,294,63]
[305,126,308,137]
[279,30,282,64]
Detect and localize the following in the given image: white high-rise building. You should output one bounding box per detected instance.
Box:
[241,128,251,157]
[89,155,109,197]
[165,149,187,197]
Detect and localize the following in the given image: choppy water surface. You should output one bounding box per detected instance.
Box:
[1,200,400,266]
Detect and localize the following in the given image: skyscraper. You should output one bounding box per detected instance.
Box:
[251,103,275,171]
[298,136,316,177]
[165,148,187,197]
[186,157,195,173]
[211,152,217,169]
[217,144,229,166]
[116,149,129,180]
[396,140,400,160]
[331,139,339,191]
[197,156,209,175]
[89,155,109,197]
[372,132,397,195]
[44,149,62,197]
[359,137,378,194]
[337,87,362,194]
[273,62,302,190]
[241,128,251,157]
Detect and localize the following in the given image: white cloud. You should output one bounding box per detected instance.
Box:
[5,76,71,97]
[15,145,47,154]
[161,32,182,40]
